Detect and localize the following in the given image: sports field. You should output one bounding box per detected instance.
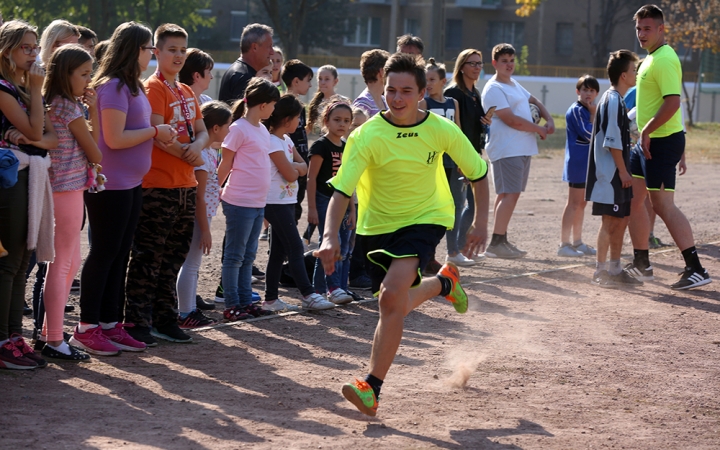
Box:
[6,124,720,449]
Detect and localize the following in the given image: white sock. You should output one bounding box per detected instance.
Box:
[99,322,117,330]
[78,323,99,333]
[48,341,72,355]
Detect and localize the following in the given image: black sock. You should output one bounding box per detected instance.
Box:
[365,374,383,399]
[490,233,505,246]
[633,249,650,268]
[436,275,452,297]
[681,246,703,271]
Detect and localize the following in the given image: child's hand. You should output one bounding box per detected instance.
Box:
[82,88,97,109]
[200,229,212,255]
[5,128,29,145]
[480,115,492,126]
[308,208,319,225]
[545,118,556,135]
[182,144,202,165]
[619,170,632,188]
[27,62,45,88]
[536,125,547,140]
[345,212,356,230]
[155,124,177,143]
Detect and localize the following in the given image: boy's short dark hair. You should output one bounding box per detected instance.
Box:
[607,49,638,86]
[576,74,600,92]
[281,59,313,87]
[155,23,188,49]
[178,48,214,85]
[360,49,390,84]
[384,52,427,91]
[633,4,664,23]
[77,26,97,45]
[492,43,515,61]
[396,34,424,53]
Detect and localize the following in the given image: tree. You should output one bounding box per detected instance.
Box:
[2,0,214,40]
[257,0,349,59]
[515,0,645,68]
[662,0,720,127]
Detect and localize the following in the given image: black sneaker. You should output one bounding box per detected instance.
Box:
[484,242,524,259]
[252,265,266,280]
[624,262,654,281]
[349,275,372,289]
[41,343,91,362]
[151,323,193,343]
[178,309,217,329]
[126,325,158,347]
[196,294,215,311]
[671,268,712,290]
[64,304,75,312]
[214,284,224,303]
[23,301,32,316]
[244,303,273,318]
[70,278,80,294]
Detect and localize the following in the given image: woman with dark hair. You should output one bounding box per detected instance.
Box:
[70,22,176,355]
[178,48,214,104]
[444,49,491,257]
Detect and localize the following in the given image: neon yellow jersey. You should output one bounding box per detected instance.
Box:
[329,111,488,236]
[636,44,683,138]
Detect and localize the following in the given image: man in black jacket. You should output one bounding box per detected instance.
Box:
[218,23,274,104]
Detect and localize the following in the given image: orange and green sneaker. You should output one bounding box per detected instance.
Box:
[438,262,468,314]
[341,379,378,416]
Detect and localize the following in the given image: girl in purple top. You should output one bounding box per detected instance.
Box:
[72,22,176,356]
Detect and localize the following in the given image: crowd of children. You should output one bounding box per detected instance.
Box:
[0,5,712,374]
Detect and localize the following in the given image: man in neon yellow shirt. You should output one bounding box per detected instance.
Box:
[315,53,490,416]
[625,4,711,290]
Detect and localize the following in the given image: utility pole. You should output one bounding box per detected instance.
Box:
[389,0,400,52]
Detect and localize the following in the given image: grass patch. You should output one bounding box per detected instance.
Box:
[536,115,720,163]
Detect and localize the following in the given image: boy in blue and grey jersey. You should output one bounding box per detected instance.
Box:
[586,50,641,288]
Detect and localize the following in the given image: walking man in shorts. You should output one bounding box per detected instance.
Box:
[625,4,711,289]
[315,53,489,416]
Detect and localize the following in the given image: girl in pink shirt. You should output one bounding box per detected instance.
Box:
[216,78,279,321]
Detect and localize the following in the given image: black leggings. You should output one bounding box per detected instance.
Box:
[79,186,142,324]
[264,203,314,300]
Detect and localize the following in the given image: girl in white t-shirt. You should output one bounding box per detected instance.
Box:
[217,78,280,321]
[176,101,231,328]
[261,95,335,312]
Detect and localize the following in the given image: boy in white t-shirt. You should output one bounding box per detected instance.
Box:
[481,43,554,259]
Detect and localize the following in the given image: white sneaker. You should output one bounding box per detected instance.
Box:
[251,276,261,284]
[328,288,354,305]
[445,253,477,267]
[302,293,336,311]
[261,299,300,312]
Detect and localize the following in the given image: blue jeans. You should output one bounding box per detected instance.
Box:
[444,167,466,255]
[313,192,351,293]
[458,184,475,251]
[221,201,264,308]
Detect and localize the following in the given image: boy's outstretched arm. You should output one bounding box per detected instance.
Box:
[314,191,352,275]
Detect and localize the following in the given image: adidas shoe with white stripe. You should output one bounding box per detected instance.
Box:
[624,262,654,282]
[671,268,712,290]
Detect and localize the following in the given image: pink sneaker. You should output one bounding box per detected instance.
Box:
[102,323,147,352]
[69,325,120,356]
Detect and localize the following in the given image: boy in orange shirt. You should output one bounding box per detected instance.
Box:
[125,24,209,345]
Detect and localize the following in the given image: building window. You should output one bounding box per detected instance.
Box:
[555,23,573,56]
[230,11,248,42]
[345,17,382,46]
[446,19,463,49]
[195,9,213,41]
[487,21,524,48]
[404,18,420,37]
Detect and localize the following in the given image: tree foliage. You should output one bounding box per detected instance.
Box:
[661,0,720,126]
[515,0,544,17]
[0,0,214,41]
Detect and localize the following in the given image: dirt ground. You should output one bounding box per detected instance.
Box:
[4,152,719,449]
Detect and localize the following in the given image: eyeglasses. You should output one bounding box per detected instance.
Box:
[20,45,41,56]
[141,46,157,51]
[464,61,484,68]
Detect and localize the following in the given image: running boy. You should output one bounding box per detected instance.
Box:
[559,75,599,257]
[586,50,641,288]
[315,53,490,416]
[125,24,209,345]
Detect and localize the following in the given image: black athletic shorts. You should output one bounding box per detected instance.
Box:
[592,201,631,218]
[629,131,685,191]
[568,182,586,189]
[362,224,446,296]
